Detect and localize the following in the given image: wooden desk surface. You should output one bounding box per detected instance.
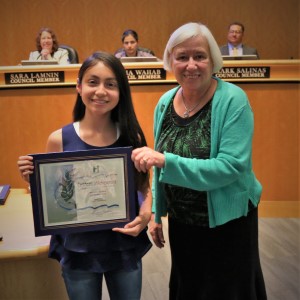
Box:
[0,59,299,89]
[0,61,299,218]
[0,189,50,260]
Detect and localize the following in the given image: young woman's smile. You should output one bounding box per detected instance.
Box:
[77,62,119,115]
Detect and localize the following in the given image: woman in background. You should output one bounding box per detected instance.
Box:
[18,51,152,300]
[29,27,70,64]
[114,29,155,58]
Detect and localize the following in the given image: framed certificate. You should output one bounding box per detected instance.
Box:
[29,147,136,237]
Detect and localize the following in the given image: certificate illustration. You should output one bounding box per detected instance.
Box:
[29,147,136,236]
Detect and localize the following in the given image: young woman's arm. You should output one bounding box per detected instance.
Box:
[112,187,152,237]
[46,129,63,152]
[17,129,63,183]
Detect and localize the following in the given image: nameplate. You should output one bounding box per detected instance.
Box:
[4,71,65,85]
[126,68,166,81]
[215,66,270,79]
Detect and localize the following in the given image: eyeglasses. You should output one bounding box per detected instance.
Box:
[229,30,243,34]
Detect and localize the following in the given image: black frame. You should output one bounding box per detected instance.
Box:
[29,147,136,236]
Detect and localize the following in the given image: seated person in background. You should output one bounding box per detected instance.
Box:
[29,27,70,64]
[114,29,155,58]
[219,22,259,58]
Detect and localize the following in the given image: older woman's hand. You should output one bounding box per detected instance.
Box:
[131,147,165,173]
[149,214,165,248]
[17,155,34,183]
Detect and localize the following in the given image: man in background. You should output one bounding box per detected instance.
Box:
[219,22,259,58]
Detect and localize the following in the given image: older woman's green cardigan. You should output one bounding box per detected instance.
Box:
[152,77,262,228]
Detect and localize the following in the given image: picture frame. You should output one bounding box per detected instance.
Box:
[29,147,136,237]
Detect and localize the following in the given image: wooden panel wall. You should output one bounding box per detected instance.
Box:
[0,0,299,66]
[0,81,299,217]
[239,83,299,202]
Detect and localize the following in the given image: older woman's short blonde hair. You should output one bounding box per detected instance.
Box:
[163,22,223,73]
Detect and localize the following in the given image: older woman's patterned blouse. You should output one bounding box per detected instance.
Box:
[157,98,212,227]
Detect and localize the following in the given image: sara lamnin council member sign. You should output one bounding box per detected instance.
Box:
[29,147,136,237]
[5,71,65,85]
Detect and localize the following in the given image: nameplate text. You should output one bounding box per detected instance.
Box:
[215,66,270,79]
[5,71,65,85]
[126,68,166,81]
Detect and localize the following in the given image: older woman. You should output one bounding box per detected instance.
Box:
[29,27,70,64]
[132,22,267,299]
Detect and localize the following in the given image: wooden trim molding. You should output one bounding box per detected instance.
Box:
[0,60,299,89]
[259,201,300,218]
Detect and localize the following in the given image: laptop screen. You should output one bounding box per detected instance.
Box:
[120,56,158,63]
[222,55,258,61]
[21,60,59,66]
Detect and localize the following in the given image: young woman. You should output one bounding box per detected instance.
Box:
[17,51,152,300]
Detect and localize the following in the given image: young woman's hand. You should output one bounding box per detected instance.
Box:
[112,211,151,237]
[17,155,34,183]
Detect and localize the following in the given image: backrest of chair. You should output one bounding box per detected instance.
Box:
[114,48,123,56]
[138,47,155,56]
[59,44,79,64]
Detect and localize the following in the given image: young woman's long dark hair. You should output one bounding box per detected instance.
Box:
[73,51,149,191]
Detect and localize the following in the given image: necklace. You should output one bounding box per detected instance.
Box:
[181,89,202,118]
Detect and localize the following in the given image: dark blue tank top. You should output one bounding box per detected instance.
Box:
[48,123,152,272]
